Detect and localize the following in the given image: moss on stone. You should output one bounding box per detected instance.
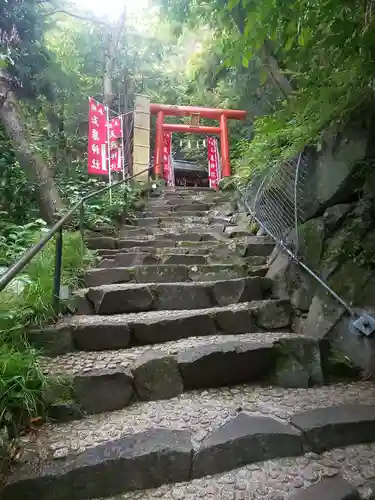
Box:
[298,217,325,268]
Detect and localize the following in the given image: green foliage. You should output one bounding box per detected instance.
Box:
[0,345,58,430]
[161,0,375,182]
[0,230,93,435]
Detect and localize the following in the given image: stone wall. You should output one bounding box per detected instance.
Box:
[262,110,375,375]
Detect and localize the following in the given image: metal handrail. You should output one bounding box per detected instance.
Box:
[0,168,149,311]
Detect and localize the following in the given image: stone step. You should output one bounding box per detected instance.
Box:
[119,224,227,238]
[32,300,293,354]
[5,383,375,500]
[81,277,272,315]
[84,264,267,287]
[91,237,274,259]
[143,203,213,212]
[40,334,317,413]
[95,252,262,268]
[135,217,208,227]
[141,210,209,218]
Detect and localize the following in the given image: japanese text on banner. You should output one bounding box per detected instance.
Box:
[163,132,172,184]
[108,117,122,172]
[207,137,220,190]
[87,98,108,175]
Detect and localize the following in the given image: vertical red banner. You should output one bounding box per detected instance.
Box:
[108,117,122,172]
[87,98,108,175]
[207,137,220,190]
[163,132,172,183]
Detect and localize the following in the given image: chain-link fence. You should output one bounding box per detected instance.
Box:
[237,150,357,317]
[239,152,310,255]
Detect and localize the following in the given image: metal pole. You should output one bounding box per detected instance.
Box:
[106,105,112,204]
[293,154,303,254]
[52,227,63,313]
[120,114,125,180]
[79,201,85,244]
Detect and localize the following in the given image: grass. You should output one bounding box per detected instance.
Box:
[0,229,94,442]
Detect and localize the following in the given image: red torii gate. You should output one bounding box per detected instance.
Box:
[150,103,246,178]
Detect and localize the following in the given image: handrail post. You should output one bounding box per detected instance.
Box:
[79,201,85,244]
[52,228,63,314]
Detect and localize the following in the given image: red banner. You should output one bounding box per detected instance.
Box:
[109,117,122,139]
[87,98,108,175]
[207,137,220,190]
[109,117,122,172]
[163,132,172,183]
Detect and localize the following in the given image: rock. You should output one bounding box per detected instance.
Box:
[290,404,375,453]
[266,249,293,299]
[177,341,275,389]
[323,204,353,234]
[85,236,117,250]
[113,253,158,267]
[84,268,133,287]
[290,276,315,312]
[211,277,270,307]
[328,311,375,376]
[253,299,292,329]
[289,476,360,499]
[135,265,189,283]
[155,283,212,310]
[298,218,325,269]
[72,317,131,351]
[71,289,94,315]
[320,216,372,279]
[86,284,156,315]
[2,429,193,500]
[304,260,372,340]
[211,303,256,334]
[132,353,183,401]
[303,292,344,340]
[28,324,73,356]
[273,337,325,388]
[117,239,176,249]
[192,412,302,478]
[132,310,216,345]
[163,254,207,265]
[273,356,310,388]
[73,368,133,413]
[237,239,275,258]
[48,403,84,422]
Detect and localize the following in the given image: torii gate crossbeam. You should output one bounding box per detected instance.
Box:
[151,103,246,178]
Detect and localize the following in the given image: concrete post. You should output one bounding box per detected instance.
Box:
[132,95,150,183]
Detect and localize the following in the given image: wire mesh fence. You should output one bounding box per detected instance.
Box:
[239,152,310,255]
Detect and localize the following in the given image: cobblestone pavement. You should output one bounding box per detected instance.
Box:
[95,443,375,499]
[39,332,296,375]
[23,382,375,460]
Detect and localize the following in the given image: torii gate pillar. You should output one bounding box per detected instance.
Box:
[150,103,246,179]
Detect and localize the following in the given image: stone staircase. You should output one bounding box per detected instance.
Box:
[4,187,375,500]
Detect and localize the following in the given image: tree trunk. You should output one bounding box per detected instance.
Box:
[227,2,293,97]
[103,7,127,108]
[259,40,293,98]
[0,70,64,224]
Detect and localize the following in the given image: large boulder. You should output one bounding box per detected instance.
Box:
[309,114,375,215]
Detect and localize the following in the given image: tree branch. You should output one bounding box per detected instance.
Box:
[44,9,114,26]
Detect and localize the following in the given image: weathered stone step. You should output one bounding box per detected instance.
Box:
[92,237,274,261]
[5,382,375,500]
[82,277,272,315]
[37,448,374,499]
[135,217,208,227]
[40,335,312,413]
[143,203,213,212]
[141,210,209,217]
[96,252,262,268]
[84,264,267,287]
[32,300,293,353]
